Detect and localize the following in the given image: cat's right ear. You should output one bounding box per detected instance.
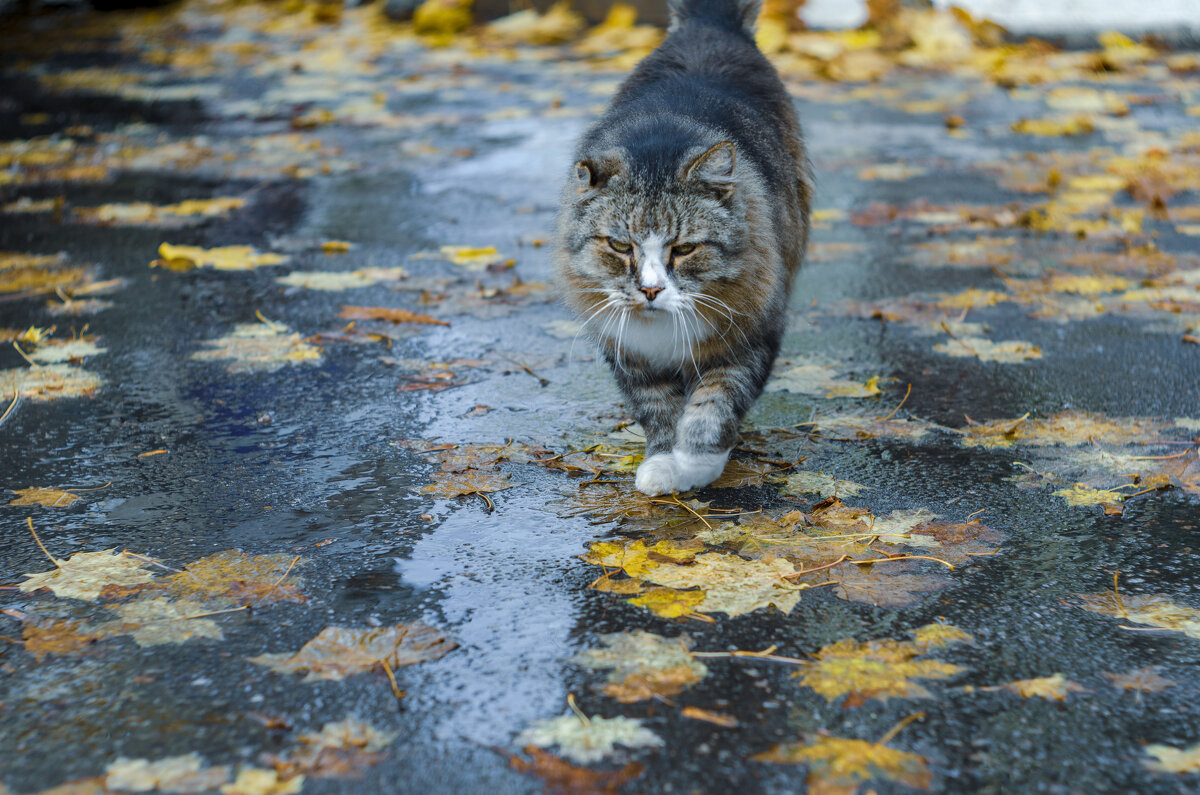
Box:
[573,154,621,194]
[574,160,598,193]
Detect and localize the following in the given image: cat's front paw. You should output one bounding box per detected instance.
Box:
[635,453,678,496]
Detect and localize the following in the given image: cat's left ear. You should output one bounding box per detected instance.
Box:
[685,142,736,200]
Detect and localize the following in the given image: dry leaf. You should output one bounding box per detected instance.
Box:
[339,305,449,326]
[21,618,103,660]
[793,627,968,703]
[571,631,708,703]
[680,707,738,727]
[220,768,303,795]
[154,242,286,271]
[780,471,870,498]
[753,734,931,792]
[97,596,224,647]
[1077,592,1200,639]
[1144,744,1200,774]
[8,487,81,508]
[192,322,322,373]
[268,718,397,779]
[420,469,514,507]
[19,549,156,601]
[249,622,456,681]
[276,267,408,291]
[709,459,781,488]
[0,364,102,400]
[152,550,305,608]
[988,673,1087,701]
[509,745,643,795]
[105,754,231,794]
[1103,666,1175,693]
[516,714,663,765]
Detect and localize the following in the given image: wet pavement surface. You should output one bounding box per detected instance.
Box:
[2,3,1200,793]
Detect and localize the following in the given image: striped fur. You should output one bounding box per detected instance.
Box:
[555,0,812,495]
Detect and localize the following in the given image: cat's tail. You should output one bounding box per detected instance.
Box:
[666,0,762,33]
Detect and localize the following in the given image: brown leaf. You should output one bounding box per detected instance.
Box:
[753,734,931,793]
[1103,666,1176,693]
[420,469,514,507]
[709,459,781,488]
[22,618,103,660]
[680,706,739,727]
[248,622,457,681]
[152,550,305,608]
[339,305,449,326]
[509,745,643,795]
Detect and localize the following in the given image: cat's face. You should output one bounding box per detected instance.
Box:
[561,142,748,350]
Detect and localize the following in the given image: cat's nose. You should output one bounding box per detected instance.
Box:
[640,286,663,301]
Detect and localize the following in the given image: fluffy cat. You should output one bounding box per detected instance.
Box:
[555,0,812,496]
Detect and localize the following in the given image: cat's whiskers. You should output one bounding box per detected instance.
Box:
[570,295,621,362]
[613,307,632,374]
[689,292,749,348]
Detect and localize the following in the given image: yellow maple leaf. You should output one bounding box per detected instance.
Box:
[793,629,968,703]
[753,735,931,792]
[988,673,1087,701]
[1052,483,1128,507]
[8,487,81,508]
[191,321,322,373]
[626,586,706,619]
[154,243,287,271]
[19,549,157,601]
[1144,744,1200,774]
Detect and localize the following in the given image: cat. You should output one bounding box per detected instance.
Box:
[555,0,812,496]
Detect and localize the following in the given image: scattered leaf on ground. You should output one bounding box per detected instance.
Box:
[249,622,457,681]
[986,673,1087,700]
[780,470,870,498]
[19,549,156,601]
[1077,592,1200,639]
[339,305,449,326]
[1104,667,1176,693]
[97,596,224,647]
[8,487,81,507]
[277,267,408,291]
[793,626,968,704]
[509,745,643,795]
[106,754,231,793]
[1144,744,1200,774]
[154,242,286,271]
[571,631,708,703]
[753,734,931,792]
[516,714,663,765]
[192,322,322,373]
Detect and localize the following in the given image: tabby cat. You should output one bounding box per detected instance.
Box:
[555,0,812,495]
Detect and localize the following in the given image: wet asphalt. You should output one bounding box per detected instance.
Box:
[2,4,1200,794]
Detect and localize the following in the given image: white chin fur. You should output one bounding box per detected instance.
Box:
[608,309,710,369]
[634,449,731,496]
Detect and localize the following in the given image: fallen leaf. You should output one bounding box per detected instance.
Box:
[321,240,353,254]
[19,549,157,601]
[958,411,1167,449]
[420,469,513,507]
[151,550,306,608]
[1104,666,1175,693]
[571,631,708,703]
[516,714,663,765]
[753,734,931,792]
[434,245,504,270]
[20,618,103,660]
[8,487,81,508]
[268,718,397,779]
[780,470,870,498]
[1144,744,1200,774]
[154,242,287,271]
[106,754,231,793]
[626,587,707,620]
[680,707,738,728]
[933,337,1042,363]
[339,305,449,326]
[97,596,224,647]
[220,768,303,795]
[793,626,968,703]
[1052,483,1128,507]
[509,745,643,795]
[276,267,408,291]
[191,322,322,373]
[26,339,106,364]
[709,459,781,488]
[1077,592,1200,639]
[987,673,1087,701]
[0,364,102,400]
[249,622,457,681]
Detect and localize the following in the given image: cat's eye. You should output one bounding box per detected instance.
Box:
[673,243,697,256]
[607,238,633,254]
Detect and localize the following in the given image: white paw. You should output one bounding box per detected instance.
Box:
[671,449,731,492]
[635,453,678,496]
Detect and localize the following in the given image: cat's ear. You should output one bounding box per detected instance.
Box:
[685,142,736,200]
[573,153,622,193]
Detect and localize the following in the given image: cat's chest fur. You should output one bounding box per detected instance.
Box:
[604,310,711,369]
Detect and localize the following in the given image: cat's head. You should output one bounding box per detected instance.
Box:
[557,137,754,338]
